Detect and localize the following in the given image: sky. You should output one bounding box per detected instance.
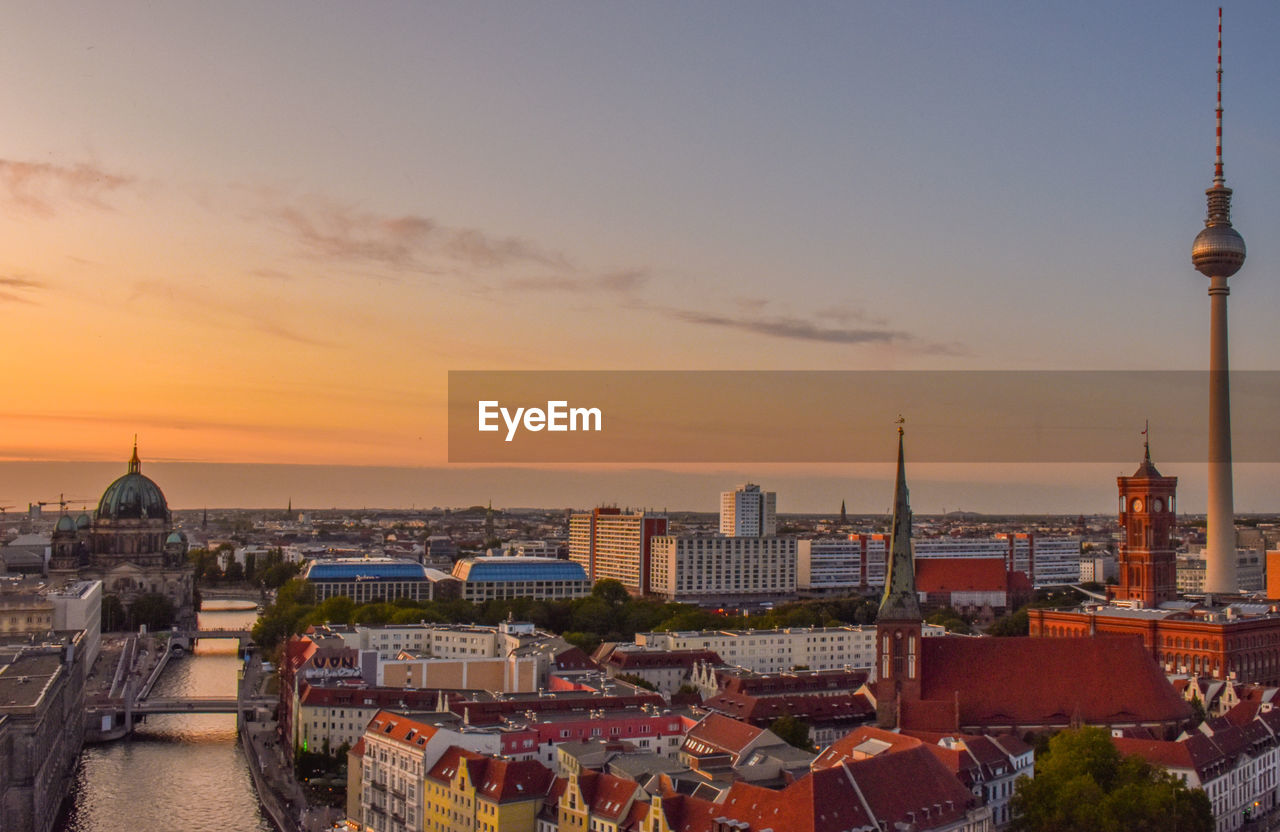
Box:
[2,2,1279,512]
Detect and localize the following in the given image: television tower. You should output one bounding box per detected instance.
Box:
[1191,8,1246,594]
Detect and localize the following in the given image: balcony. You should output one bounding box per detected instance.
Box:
[371,781,387,792]
[391,787,406,800]
[368,804,386,815]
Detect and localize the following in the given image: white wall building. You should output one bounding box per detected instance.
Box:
[648,535,796,604]
[637,624,945,674]
[720,484,777,538]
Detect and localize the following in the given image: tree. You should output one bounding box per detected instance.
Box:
[769,715,815,752]
[129,593,177,631]
[592,579,631,606]
[101,594,127,632]
[1010,727,1213,832]
[988,608,1029,637]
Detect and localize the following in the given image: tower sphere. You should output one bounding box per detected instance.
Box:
[1192,222,1246,278]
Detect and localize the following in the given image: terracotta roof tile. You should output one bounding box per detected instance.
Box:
[915,636,1190,729]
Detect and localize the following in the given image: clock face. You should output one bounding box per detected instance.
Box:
[1153,498,1164,512]
[1131,498,1144,513]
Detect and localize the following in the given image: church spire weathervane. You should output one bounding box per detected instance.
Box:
[128,435,141,474]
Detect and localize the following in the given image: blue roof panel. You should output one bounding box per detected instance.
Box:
[306,561,428,581]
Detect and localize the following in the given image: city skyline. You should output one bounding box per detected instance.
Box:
[3,4,1279,509]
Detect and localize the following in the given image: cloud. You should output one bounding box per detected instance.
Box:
[0,276,45,305]
[655,305,966,354]
[0,159,133,215]
[270,200,570,273]
[506,269,650,293]
[131,279,338,348]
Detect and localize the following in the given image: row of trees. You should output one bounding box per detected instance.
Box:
[101,592,176,632]
[188,546,301,589]
[252,580,897,654]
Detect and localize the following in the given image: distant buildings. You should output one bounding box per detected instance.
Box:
[1034,447,1280,686]
[647,534,797,604]
[449,557,589,602]
[636,624,946,675]
[720,483,776,537]
[46,444,194,621]
[567,508,668,594]
[302,558,437,603]
[872,428,1190,735]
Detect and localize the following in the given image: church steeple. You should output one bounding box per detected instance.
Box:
[874,421,924,728]
[878,422,921,622]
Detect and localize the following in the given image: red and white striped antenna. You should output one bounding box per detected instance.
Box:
[1214,6,1225,186]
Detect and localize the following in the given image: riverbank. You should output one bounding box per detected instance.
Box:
[238,650,344,832]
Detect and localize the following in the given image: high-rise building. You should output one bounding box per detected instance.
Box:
[720,483,776,537]
[567,508,668,594]
[1192,9,1247,594]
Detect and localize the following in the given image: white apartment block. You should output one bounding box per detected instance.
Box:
[358,711,501,832]
[797,539,862,594]
[648,535,796,603]
[720,483,777,537]
[636,624,945,674]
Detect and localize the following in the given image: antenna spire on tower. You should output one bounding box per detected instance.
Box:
[1214,7,1225,186]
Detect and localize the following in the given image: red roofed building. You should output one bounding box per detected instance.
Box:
[1113,707,1280,831]
[599,648,725,694]
[638,744,991,832]
[915,557,1010,610]
[356,711,503,832]
[872,430,1192,736]
[558,769,647,832]
[814,726,1033,828]
[1031,447,1280,687]
[423,745,554,832]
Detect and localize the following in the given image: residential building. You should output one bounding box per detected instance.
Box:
[647,534,797,604]
[1113,708,1280,832]
[637,624,945,675]
[720,484,776,537]
[356,710,502,832]
[568,509,668,594]
[424,746,553,832]
[814,726,1033,829]
[796,538,861,595]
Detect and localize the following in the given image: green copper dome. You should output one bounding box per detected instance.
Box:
[55,515,77,533]
[97,445,169,521]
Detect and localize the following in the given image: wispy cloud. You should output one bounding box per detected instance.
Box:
[505,269,650,293]
[270,200,570,273]
[131,279,338,348]
[0,275,46,305]
[654,304,966,355]
[0,159,133,215]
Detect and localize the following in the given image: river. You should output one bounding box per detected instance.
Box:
[55,603,273,832]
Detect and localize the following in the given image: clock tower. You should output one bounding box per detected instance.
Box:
[1109,438,1179,607]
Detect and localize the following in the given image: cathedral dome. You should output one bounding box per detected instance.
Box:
[75,512,92,530]
[97,445,169,521]
[55,515,76,533]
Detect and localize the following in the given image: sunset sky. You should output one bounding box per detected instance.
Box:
[3,3,1279,512]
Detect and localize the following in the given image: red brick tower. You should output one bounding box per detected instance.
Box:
[1109,436,1179,606]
